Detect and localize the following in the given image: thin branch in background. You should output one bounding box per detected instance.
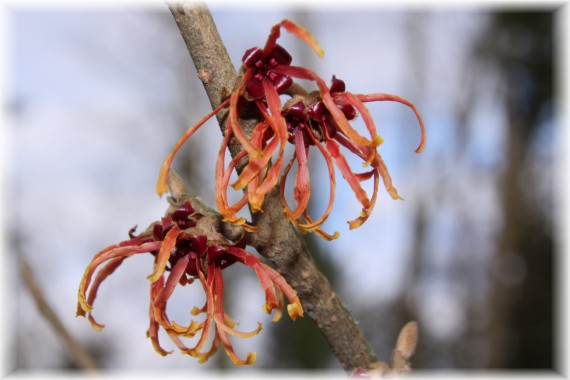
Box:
[21,260,99,372]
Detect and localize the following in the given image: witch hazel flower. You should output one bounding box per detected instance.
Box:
[278,76,425,237]
[155,19,425,240]
[77,201,303,366]
[156,19,324,230]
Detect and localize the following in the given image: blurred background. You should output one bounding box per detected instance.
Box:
[1,2,564,375]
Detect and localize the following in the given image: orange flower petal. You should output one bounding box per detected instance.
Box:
[228,68,263,157]
[77,241,162,315]
[288,130,338,238]
[147,225,180,283]
[261,263,304,320]
[82,256,127,330]
[264,19,324,58]
[156,98,230,196]
[326,139,371,209]
[356,93,426,153]
[288,131,311,220]
[250,79,289,202]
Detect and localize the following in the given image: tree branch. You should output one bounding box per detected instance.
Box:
[21,260,99,372]
[167,1,380,371]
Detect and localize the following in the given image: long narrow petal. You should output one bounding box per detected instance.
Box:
[229,69,262,157]
[264,19,324,58]
[147,278,173,356]
[322,92,375,148]
[83,256,127,330]
[215,126,249,225]
[211,266,256,365]
[189,263,217,357]
[326,139,371,209]
[210,264,261,338]
[336,131,402,201]
[152,255,190,329]
[147,225,180,283]
[279,154,297,218]
[214,124,258,230]
[245,120,272,212]
[274,65,375,148]
[273,64,329,94]
[77,241,162,315]
[150,272,194,353]
[224,247,280,316]
[215,318,262,339]
[231,120,275,191]
[298,213,340,241]
[336,92,385,158]
[288,130,310,220]
[156,98,230,196]
[290,129,339,238]
[184,266,219,361]
[260,263,304,321]
[372,152,402,201]
[348,170,380,229]
[355,93,426,153]
[250,79,288,202]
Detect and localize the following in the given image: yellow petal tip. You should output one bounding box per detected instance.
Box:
[245,352,257,365]
[287,303,303,321]
[373,135,384,147]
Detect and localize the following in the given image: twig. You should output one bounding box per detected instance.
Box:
[166,1,381,371]
[21,260,99,372]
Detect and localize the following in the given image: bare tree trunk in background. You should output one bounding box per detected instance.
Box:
[481,12,554,369]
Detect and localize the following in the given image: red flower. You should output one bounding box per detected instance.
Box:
[156,19,323,230]
[155,19,426,240]
[77,201,303,366]
[277,76,426,237]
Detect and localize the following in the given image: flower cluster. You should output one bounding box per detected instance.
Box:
[156,19,425,240]
[76,201,302,365]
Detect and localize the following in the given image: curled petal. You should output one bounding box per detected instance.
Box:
[348,170,380,230]
[147,278,173,356]
[286,128,339,239]
[229,68,263,157]
[264,19,324,59]
[355,93,426,153]
[225,247,302,321]
[152,255,190,330]
[297,213,340,241]
[147,225,181,283]
[260,263,304,320]
[279,154,298,220]
[231,118,276,192]
[149,274,193,354]
[214,125,257,230]
[214,314,262,339]
[156,98,230,196]
[326,139,371,209]
[189,263,218,359]
[322,92,375,148]
[372,152,402,201]
[211,265,257,365]
[77,241,162,316]
[288,130,311,220]
[335,92,385,162]
[273,64,329,94]
[171,320,202,337]
[249,79,289,205]
[82,256,127,330]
